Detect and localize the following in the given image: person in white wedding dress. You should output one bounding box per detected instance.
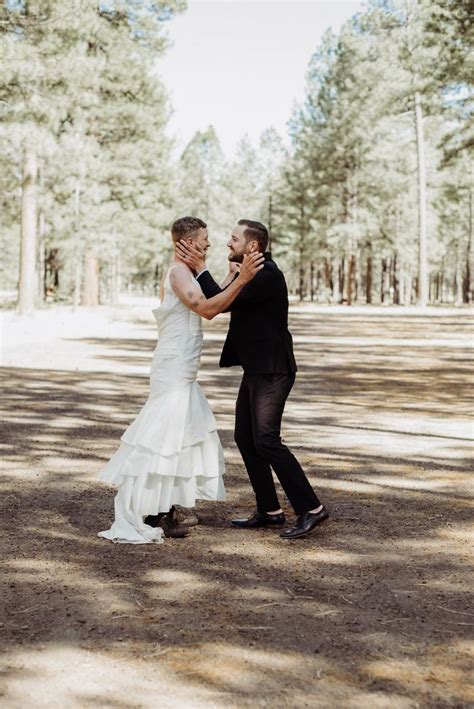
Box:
[97,217,264,544]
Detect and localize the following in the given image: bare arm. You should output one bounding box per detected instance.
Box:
[169,254,264,320]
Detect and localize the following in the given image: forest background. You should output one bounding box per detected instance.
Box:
[1,0,472,313]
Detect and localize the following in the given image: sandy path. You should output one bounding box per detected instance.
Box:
[1,302,473,708]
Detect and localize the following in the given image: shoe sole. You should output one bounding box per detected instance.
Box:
[280,515,329,540]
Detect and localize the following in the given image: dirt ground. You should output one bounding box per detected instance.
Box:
[1,303,473,708]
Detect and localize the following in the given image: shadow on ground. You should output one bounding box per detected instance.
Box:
[1,309,473,707]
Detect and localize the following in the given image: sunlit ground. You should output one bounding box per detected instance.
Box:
[1,302,473,707]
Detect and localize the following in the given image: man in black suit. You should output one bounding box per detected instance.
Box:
[176,219,328,539]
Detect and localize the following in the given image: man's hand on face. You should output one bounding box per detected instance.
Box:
[175,240,206,273]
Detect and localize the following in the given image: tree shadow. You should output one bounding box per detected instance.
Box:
[1,308,473,707]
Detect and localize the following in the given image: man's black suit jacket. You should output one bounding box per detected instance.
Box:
[196,252,297,374]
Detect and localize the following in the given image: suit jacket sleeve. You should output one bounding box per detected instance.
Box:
[196,266,273,311]
[196,270,226,298]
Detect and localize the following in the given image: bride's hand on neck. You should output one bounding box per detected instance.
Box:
[175,241,206,273]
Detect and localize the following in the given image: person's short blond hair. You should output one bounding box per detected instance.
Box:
[171,216,207,244]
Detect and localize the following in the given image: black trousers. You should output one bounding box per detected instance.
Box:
[234,373,321,516]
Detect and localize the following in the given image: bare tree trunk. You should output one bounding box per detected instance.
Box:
[298,258,304,301]
[441,273,447,303]
[37,208,46,302]
[341,255,348,303]
[17,146,37,314]
[398,259,405,305]
[385,257,392,303]
[310,260,315,301]
[366,254,372,304]
[37,161,46,303]
[354,251,361,302]
[435,273,441,303]
[82,248,99,306]
[414,92,429,307]
[73,179,82,309]
[324,258,333,292]
[466,178,473,303]
[332,257,340,303]
[406,273,413,305]
[347,254,355,305]
[112,250,120,306]
[380,258,385,303]
[455,238,463,306]
[392,253,399,304]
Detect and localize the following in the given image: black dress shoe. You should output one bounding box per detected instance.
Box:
[280,507,329,540]
[232,510,286,528]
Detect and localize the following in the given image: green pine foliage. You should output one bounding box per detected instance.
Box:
[273,0,473,304]
[0,0,471,307]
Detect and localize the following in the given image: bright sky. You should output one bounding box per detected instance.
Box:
[157,0,364,157]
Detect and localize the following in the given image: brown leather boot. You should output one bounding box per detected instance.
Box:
[144,509,190,538]
[173,505,199,527]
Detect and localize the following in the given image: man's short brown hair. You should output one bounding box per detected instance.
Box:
[238,219,269,252]
[171,216,207,244]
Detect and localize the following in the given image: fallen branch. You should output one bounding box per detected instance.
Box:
[437,606,474,617]
[285,588,315,600]
[133,596,147,609]
[380,618,408,624]
[11,605,52,615]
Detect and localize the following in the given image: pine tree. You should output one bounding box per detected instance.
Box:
[0,0,185,310]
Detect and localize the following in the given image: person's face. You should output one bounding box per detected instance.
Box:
[188,227,210,253]
[226,224,258,263]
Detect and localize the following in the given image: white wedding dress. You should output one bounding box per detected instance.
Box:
[97,265,226,544]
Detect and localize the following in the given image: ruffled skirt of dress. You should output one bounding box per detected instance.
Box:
[97,380,225,544]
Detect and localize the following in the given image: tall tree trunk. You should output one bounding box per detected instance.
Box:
[405,274,413,305]
[332,257,340,303]
[380,258,385,303]
[414,91,429,307]
[37,207,46,302]
[347,254,355,305]
[466,178,473,303]
[111,222,120,306]
[366,254,372,304]
[455,238,463,306]
[398,259,405,305]
[435,272,441,303]
[37,161,46,302]
[384,257,392,303]
[73,179,82,308]
[298,258,304,301]
[17,146,37,315]
[324,258,333,292]
[392,253,399,304]
[354,251,361,302]
[310,260,315,301]
[82,248,99,306]
[440,273,446,303]
[340,255,347,303]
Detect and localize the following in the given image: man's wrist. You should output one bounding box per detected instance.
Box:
[196,266,208,279]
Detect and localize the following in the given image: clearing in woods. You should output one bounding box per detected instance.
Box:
[1,303,472,708]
